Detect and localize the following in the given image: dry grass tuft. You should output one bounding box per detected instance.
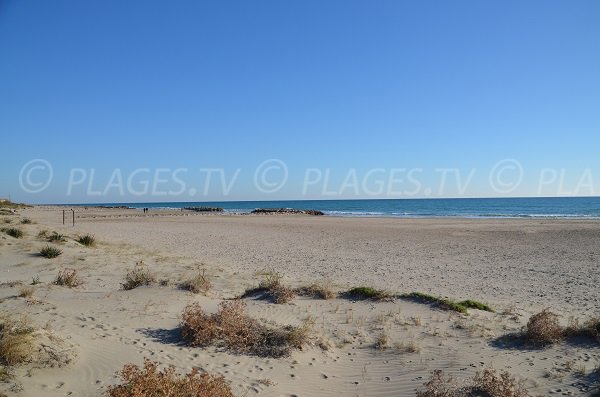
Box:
[417,368,537,397]
[0,317,34,365]
[181,300,311,358]
[106,358,235,397]
[54,268,83,288]
[20,218,32,224]
[526,309,563,345]
[295,282,335,300]
[17,286,34,298]
[374,332,389,350]
[122,261,156,290]
[241,271,296,304]
[179,269,212,295]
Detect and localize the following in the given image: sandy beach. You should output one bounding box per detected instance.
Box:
[0,206,598,396]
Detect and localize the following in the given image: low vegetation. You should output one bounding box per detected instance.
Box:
[17,286,34,299]
[54,268,83,287]
[77,234,96,247]
[342,286,392,301]
[0,200,30,210]
[181,300,312,358]
[399,292,468,314]
[106,358,235,397]
[458,299,495,313]
[374,332,389,350]
[3,227,24,239]
[0,316,34,366]
[39,245,63,258]
[295,282,335,300]
[241,271,295,304]
[122,261,155,290]
[525,309,563,345]
[179,269,212,295]
[499,310,599,347]
[20,218,32,224]
[417,368,537,397]
[47,232,66,243]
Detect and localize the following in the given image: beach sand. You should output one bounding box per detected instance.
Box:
[0,206,598,396]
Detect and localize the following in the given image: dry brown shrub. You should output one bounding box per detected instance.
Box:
[180,300,310,358]
[417,369,538,397]
[471,368,533,397]
[526,309,563,345]
[180,303,219,347]
[122,261,156,290]
[416,370,461,397]
[106,358,235,397]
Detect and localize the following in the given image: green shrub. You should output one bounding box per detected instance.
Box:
[458,300,495,313]
[342,286,391,301]
[77,234,96,247]
[3,228,24,239]
[400,292,467,314]
[39,245,63,258]
[48,232,66,243]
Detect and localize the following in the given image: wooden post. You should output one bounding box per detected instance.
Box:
[72,209,75,226]
[63,210,65,225]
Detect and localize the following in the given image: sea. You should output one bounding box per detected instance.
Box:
[69,197,600,219]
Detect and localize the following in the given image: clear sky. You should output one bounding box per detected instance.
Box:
[1,1,599,203]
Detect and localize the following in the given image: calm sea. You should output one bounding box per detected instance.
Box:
[70,197,600,219]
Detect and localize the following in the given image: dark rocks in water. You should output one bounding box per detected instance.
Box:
[183,207,224,212]
[251,208,324,216]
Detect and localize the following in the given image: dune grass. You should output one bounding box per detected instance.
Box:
[39,245,63,258]
[181,300,312,358]
[77,234,96,247]
[342,286,392,301]
[106,358,235,397]
[122,261,155,290]
[3,227,24,239]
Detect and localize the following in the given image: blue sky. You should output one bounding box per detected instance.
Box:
[1,0,599,203]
